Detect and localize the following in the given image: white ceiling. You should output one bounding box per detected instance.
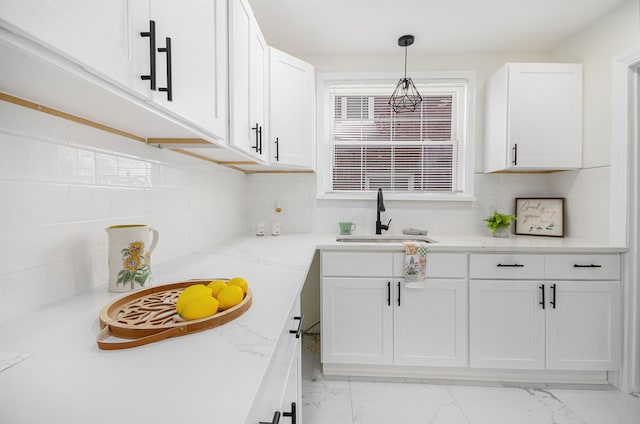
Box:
[247,0,629,57]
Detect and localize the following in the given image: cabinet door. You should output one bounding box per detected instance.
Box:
[149,0,226,139]
[546,281,621,371]
[507,63,582,169]
[321,277,393,365]
[470,280,545,369]
[0,0,149,96]
[229,0,267,160]
[394,279,468,367]
[269,47,315,168]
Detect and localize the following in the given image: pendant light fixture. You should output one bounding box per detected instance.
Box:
[389,34,422,113]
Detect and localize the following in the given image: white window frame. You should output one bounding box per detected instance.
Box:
[316,71,476,201]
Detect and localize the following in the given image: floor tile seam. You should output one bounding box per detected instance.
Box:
[442,384,473,424]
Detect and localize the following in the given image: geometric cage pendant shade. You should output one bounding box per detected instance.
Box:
[389,35,423,113]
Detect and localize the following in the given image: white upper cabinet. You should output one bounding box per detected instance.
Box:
[0,0,149,96]
[148,0,227,140]
[484,63,583,173]
[268,47,315,169]
[228,0,268,161]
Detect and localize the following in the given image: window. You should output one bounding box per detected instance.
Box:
[317,72,475,200]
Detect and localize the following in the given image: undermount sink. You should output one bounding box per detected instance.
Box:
[336,234,437,243]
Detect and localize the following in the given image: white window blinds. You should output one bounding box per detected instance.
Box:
[323,79,468,194]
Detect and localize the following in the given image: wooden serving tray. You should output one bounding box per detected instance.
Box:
[97,279,252,350]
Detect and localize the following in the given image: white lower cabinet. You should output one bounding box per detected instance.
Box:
[469,253,622,371]
[248,298,302,424]
[470,280,545,369]
[321,251,468,369]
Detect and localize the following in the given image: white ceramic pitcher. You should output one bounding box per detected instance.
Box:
[105,225,159,293]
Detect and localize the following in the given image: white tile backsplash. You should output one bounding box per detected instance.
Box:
[0,101,246,324]
[245,168,610,241]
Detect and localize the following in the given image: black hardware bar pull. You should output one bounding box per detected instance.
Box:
[539,284,545,309]
[251,123,260,152]
[283,402,296,424]
[140,20,156,90]
[260,411,281,424]
[550,283,557,309]
[497,263,524,267]
[512,143,518,165]
[397,282,401,306]
[275,137,280,161]
[258,125,263,154]
[158,37,172,101]
[387,281,391,306]
[289,314,304,339]
[573,264,602,268]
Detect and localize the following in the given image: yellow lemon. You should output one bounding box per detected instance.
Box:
[207,279,228,297]
[176,284,213,314]
[217,285,244,310]
[228,277,248,294]
[180,295,219,320]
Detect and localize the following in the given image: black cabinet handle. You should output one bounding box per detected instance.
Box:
[397,282,401,306]
[260,411,280,424]
[251,123,260,153]
[140,20,157,90]
[512,143,518,165]
[550,283,556,309]
[283,402,296,424]
[258,125,263,154]
[539,284,545,309]
[387,281,391,306]
[289,314,304,339]
[497,264,524,267]
[275,137,280,161]
[158,37,172,101]
[573,264,602,268]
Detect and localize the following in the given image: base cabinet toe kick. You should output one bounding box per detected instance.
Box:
[320,250,622,383]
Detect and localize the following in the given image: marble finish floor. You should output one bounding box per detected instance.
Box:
[301,334,640,424]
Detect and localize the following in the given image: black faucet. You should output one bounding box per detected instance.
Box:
[376,188,392,234]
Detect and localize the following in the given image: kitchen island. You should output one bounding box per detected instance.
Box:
[0,233,627,423]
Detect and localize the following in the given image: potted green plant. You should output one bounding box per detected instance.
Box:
[484,210,517,237]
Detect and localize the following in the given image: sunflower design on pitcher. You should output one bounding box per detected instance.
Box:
[117,240,151,289]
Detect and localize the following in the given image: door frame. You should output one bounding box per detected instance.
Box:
[610,47,640,393]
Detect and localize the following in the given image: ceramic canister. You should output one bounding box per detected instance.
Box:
[105,225,159,293]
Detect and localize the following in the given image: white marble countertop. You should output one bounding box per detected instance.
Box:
[0,234,319,424]
[0,232,626,424]
[317,233,628,253]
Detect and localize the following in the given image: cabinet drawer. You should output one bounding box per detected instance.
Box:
[321,251,393,276]
[248,298,301,423]
[545,254,620,280]
[393,253,467,278]
[470,254,544,279]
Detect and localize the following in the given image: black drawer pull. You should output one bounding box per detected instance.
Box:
[387,281,391,306]
[140,20,157,90]
[573,264,602,268]
[397,281,401,306]
[289,314,304,339]
[158,37,173,101]
[283,402,296,424]
[497,263,524,267]
[550,283,557,309]
[260,411,280,424]
[539,284,545,309]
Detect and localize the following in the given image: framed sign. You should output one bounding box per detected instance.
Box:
[515,198,565,237]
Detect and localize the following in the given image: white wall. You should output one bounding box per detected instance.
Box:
[0,101,247,324]
[550,0,640,168]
